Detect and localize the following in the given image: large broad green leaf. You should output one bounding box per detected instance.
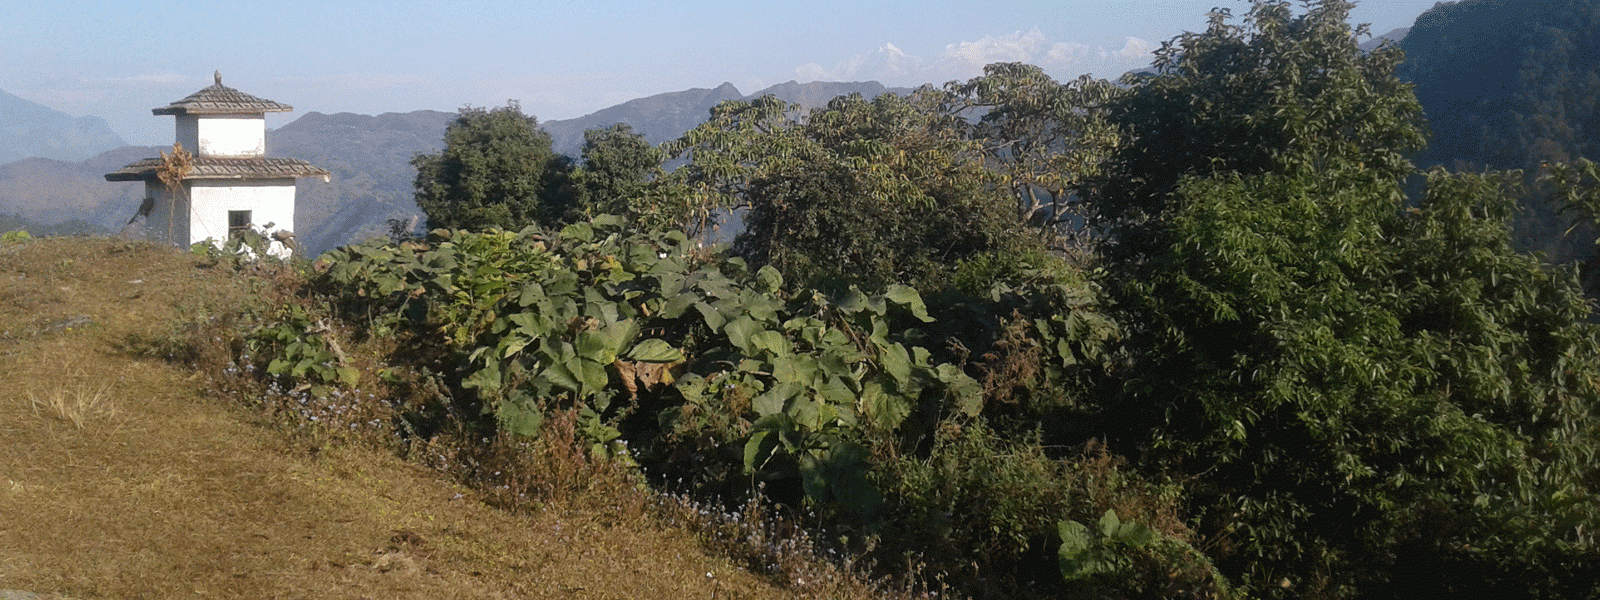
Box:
[575,320,638,364]
[1097,509,1122,539]
[752,381,802,416]
[559,222,595,242]
[626,338,684,362]
[789,395,827,429]
[508,311,544,334]
[1057,519,1097,581]
[661,292,698,319]
[574,358,610,397]
[502,334,534,359]
[814,375,857,408]
[723,316,762,354]
[461,362,502,391]
[837,288,872,314]
[817,351,853,381]
[575,330,613,362]
[935,363,984,417]
[881,342,912,387]
[517,282,546,307]
[799,452,828,506]
[540,361,582,392]
[884,284,934,322]
[860,381,911,430]
[741,292,783,324]
[744,429,778,473]
[755,264,784,294]
[694,301,727,330]
[772,354,817,384]
[497,394,545,437]
[750,330,791,357]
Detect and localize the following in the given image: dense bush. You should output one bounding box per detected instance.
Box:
[1094,1,1600,596]
[244,2,1600,597]
[241,215,1165,598]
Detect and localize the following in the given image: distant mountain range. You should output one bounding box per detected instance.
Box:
[1359,26,1410,51]
[0,80,914,255]
[540,80,915,153]
[0,89,126,164]
[269,110,456,255]
[4,0,1594,260]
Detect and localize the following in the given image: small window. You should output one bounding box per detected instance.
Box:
[228,210,252,238]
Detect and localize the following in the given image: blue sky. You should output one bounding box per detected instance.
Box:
[2,0,1438,146]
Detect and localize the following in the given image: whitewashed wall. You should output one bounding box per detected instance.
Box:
[175,115,266,158]
[190,179,295,247]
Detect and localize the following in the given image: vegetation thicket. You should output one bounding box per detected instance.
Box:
[1094,1,1600,596]
[221,1,1600,598]
[1398,0,1600,286]
[411,102,576,231]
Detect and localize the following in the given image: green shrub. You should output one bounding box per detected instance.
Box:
[875,424,1228,599]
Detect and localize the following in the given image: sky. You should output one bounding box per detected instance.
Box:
[2,0,1441,146]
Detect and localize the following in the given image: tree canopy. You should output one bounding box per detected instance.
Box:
[1094,1,1600,596]
[569,123,661,220]
[371,4,1600,596]
[412,103,575,231]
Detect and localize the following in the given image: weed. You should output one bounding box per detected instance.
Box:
[26,383,116,429]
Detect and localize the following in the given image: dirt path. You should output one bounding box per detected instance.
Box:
[0,238,792,600]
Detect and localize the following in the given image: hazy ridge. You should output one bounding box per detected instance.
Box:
[2,0,1596,258]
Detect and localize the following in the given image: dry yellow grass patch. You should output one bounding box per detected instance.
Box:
[0,237,885,600]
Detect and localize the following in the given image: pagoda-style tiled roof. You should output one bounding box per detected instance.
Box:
[152,72,293,116]
[104,157,329,182]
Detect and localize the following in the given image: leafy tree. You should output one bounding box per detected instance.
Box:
[412,102,575,231]
[633,95,805,236]
[570,123,662,220]
[1095,1,1600,596]
[942,63,1122,247]
[736,90,1034,291]
[1095,0,1422,264]
[645,90,1036,291]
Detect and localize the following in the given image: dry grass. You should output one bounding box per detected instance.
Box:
[25,385,115,430]
[20,358,119,430]
[0,236,902,600]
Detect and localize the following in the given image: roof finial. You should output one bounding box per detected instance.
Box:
[214,70,222,86]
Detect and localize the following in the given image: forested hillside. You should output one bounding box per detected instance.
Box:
[1399,0,1600,266]
[226,2,1600,598]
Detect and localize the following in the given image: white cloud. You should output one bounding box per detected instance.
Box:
[1099,36,1157,60]
[796,29,1155,87]
[796,42,925,83]
[938,28,1059,70]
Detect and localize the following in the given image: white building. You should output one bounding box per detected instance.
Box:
[106,72,327,256]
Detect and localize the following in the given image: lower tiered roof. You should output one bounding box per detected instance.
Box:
[104,157,329,182]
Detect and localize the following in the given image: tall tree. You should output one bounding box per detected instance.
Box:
[737,90,1033,290]
[648,90,1040,291]
[570,123,662,220]
[942,63,1121,245]
[1095,1,1600,596]
[412,102,574,231]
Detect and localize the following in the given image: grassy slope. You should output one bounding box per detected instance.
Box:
[0,237,820,600]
